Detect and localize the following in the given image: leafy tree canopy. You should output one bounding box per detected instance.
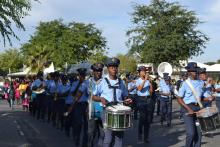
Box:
[21,19,107,70]
[127,0,209,66]
[0,0,38,45]
[0,48,23,73]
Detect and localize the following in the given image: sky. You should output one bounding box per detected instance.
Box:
[1,0,220,63]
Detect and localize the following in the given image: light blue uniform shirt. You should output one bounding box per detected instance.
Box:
[90,78,103,118]
[66,81,79,104]
[57,83,71,99]
[215,84,220,97]
[93,75,128,103]
[203,83,213,98]
[136,78,150,97]
[31,79,43,89]
[159,79,166,87]
[78,80,89,102]
[47,80,57,94]
[178,79,203,104]
[128,82,137,95]
[160,83,172,99]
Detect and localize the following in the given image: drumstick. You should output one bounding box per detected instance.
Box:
[185,112,198,116]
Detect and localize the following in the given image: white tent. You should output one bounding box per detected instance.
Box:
[43,62,55,78]
[207,64,220,72]
[7,67,35,77]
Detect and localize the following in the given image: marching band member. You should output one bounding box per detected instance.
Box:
[177,62,203,147]
[159,75,173,127]
[176,72,188,120]
[127,75,138,120]
[198,68,215,107]
[31,71,46,120]
[88,62,104,147]
[56,74,71,130]
[92,57,132,147]
[136,66,153,143]
[214,79,220,111]
[72,68,89,147]
[51,71,60,127]
[64,73,77,137]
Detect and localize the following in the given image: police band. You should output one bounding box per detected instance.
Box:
[26,58,220,147]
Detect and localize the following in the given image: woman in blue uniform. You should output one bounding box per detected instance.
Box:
[136,66,153,143]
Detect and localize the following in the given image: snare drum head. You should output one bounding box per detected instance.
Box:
[106,104,131,112]
[197,107,218,118]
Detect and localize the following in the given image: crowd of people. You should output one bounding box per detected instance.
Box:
[1,58,220,147]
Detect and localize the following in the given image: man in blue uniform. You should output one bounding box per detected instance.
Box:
[128,75,138,119]
[159,75,173,126]
[92,57,132,147]
[72,68,89,147]
[31,71,46,120]
[198,68,215,107]
[136,66,153,143]
[88,62,104,147]
[56,74,70,130]
[177,62,203,147]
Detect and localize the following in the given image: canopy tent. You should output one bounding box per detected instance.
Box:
[8,62,55,78]
[7,67,35,77]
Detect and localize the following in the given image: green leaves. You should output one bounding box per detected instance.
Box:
[0,0,37,46]
[117,54,137,73]
[21,19,107,71]
[127,0,209,66]
[0,48,23,73]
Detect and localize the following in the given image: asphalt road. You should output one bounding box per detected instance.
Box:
[1,100,220,147]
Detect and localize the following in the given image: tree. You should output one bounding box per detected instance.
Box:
[21,19,107,69]
[0,0,37,45]
[204,62,216,66]
[127,0,209,66]
[23,45,52,73]
[117,54,137,73]
[0,48,23,73]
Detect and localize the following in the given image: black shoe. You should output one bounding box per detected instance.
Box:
[65,131,70,137]
[144,139,150,143]
[160,120,163,126]
[167,123,171,127]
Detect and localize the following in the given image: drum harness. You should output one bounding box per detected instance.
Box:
[104,77,123,106]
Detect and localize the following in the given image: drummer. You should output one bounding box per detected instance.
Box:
[136,66,153,143]
[92,57,132,147]
[177,62,203,147]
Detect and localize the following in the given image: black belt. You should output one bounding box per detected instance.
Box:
[139,96,151,99]
[187,103,199,106]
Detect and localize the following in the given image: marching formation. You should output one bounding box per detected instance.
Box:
[2,58,220,147]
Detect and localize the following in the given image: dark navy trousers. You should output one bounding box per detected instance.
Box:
[182,104,202,147]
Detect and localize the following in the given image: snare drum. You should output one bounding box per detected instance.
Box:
[105,104,132,131]
[196,107,220,134]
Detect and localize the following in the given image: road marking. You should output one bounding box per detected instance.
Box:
[1,113,10,116]
[19,131,24,136]
[18,143,31,147]
[24,120,40,134]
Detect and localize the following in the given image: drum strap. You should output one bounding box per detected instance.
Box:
[104,78,122,102]
[185,79,203,108]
